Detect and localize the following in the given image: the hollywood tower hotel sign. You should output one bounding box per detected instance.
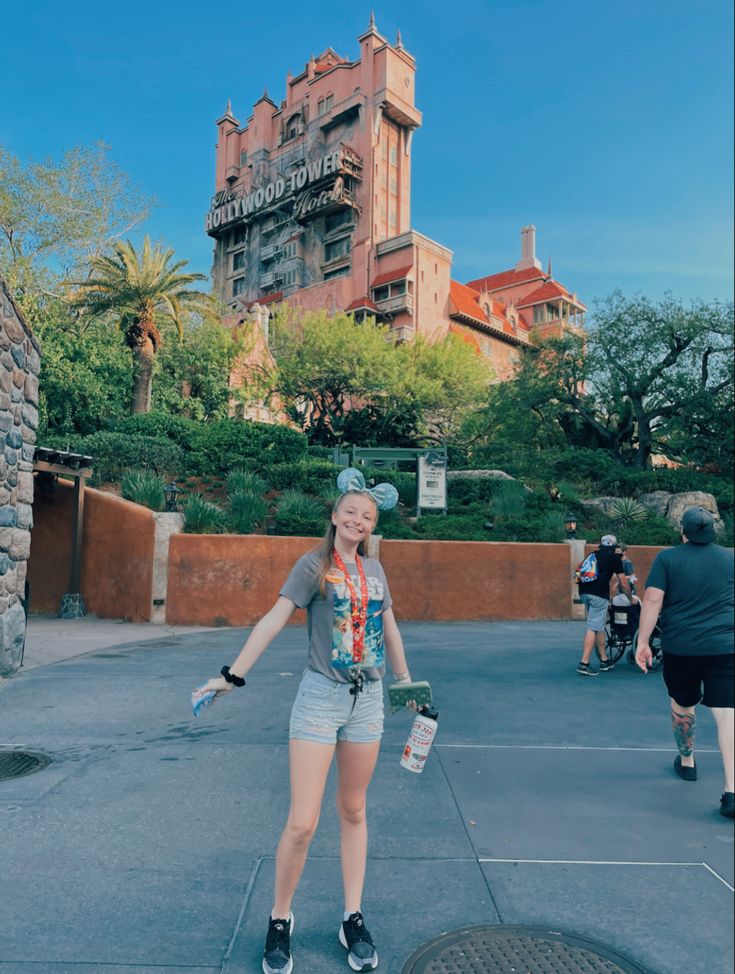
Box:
[206,17,427,335]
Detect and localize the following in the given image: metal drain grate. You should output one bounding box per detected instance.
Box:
[0,750,52,781]
[402,925,649,974]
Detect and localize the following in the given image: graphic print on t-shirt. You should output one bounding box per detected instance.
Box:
[330,572,385,670]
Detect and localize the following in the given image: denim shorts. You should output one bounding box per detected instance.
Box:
[581,593,609,632]
[289,669,385,745]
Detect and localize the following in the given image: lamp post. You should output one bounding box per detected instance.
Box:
[564,514,578,540]
[164,481,182,513]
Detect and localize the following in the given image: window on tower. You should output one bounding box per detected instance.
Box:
[232,277,246,297]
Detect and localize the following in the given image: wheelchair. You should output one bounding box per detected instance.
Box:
[602,596,663,670]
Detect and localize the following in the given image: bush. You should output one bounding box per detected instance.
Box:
[228,490,268,534]
[196,420,307,472]
[109,412,199,448]
[120,469,165,511]
[275,489,327,537]
[61,432,185,484]
[182,494,228,534]
[227,468,267,497]
[265,460,343,493]
[411,513,490,541]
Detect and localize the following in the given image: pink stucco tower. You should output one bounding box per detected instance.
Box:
[206,18,586,388]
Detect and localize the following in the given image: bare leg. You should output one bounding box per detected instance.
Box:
[335,740,381,914]
[272,739,335,918]
[670,698,696,769]
[710,707,734,792]
[581,629,597,664]
[596,630,608,662]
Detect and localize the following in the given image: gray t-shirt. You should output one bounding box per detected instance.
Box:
[646,543,734,656]
[280,550,393,683]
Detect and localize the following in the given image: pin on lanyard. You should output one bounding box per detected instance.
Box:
[331,549,368,665]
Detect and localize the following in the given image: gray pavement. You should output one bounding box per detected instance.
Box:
[0,617,732,974]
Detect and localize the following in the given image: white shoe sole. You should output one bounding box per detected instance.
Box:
[339,925,379,971]
[263,912,294,974]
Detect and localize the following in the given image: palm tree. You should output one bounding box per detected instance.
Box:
[70,237,211,413]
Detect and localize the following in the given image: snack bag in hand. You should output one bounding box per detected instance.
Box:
[191,686,217,718]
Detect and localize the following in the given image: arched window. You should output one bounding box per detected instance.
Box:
[285,113,301,141]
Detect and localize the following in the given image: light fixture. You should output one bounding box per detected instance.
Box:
[564,514,578,539]
[164,481,182,512]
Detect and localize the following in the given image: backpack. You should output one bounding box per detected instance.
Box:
[576,552,598,584]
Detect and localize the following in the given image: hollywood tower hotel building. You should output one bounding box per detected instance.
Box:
[206,18,586,381]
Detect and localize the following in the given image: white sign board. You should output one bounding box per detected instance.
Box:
[417,455,447,510]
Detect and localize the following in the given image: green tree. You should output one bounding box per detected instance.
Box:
[28,294,132,437]
[152,315,247,421]
[69,237,212,414]
[585,292,734,468]
[263,307,489,445]
[0,143,154,298]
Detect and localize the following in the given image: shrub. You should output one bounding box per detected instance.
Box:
[182,494,228,534]
[63,432,185,484]
[608,497,649,529]
[109,412,199,449]
[275,489,327,537]
[411,513,490,541]
[228,490,268,534]
[227,468,267,497]
[120,469,165,511]
[264,460,343,493]
[196,419,307,472]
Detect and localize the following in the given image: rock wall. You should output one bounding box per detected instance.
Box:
[0,280,41,677]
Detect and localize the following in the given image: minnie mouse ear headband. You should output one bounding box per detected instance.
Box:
[336,467,399,512]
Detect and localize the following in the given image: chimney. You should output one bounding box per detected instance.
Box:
[515,225,542,271]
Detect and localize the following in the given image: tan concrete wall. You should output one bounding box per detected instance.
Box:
[382,539,572,620]
[166,534,317,626]
[28,480,155,621]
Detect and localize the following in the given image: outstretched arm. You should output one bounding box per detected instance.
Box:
[197,596,297,695]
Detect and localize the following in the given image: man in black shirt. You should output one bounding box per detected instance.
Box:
[577,534,635,676]
[635,506,734,819]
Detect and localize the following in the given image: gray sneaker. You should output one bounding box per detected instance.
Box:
[576,662,597,676]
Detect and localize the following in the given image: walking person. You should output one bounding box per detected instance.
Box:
[635,506,734,818]
[576,534,635,675]
[194,469,418,972]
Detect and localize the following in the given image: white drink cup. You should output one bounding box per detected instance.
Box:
[400,708,438,774]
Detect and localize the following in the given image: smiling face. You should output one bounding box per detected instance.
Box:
[332,491,378,552]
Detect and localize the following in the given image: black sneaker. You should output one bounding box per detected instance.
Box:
[720,792,735,819]
[339,912,379,971]
[263,912,294,974]
[599,659,615,672]
[576,662,597,676]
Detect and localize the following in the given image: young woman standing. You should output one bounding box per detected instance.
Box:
[194,469,417,973]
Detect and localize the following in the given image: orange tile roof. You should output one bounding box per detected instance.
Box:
[258,291,284,305]
[466,266,546,292]
[346,297,379,312]
[371,264,413,287]
[449,280,530,346]
[516,280,575,307]
[449,280,489,324]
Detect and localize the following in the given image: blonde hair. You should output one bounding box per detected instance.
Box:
[315,490,378,595]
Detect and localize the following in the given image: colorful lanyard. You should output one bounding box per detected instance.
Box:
[331,549,368,664]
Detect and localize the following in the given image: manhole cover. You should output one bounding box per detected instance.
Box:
[402,925,649,974]
[0,750,52,781]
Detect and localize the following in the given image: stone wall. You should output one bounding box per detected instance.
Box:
[1,279,41,677]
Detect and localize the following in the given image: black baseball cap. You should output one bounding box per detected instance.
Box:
[681,506,716,544]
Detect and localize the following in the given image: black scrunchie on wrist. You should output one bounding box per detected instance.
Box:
[221,666,246,687]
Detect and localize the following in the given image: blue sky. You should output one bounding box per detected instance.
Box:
[2,0,733,305]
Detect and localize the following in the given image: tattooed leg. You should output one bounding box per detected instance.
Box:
[670,699,696,766]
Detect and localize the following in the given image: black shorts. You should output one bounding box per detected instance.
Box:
[663,652,734,709]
